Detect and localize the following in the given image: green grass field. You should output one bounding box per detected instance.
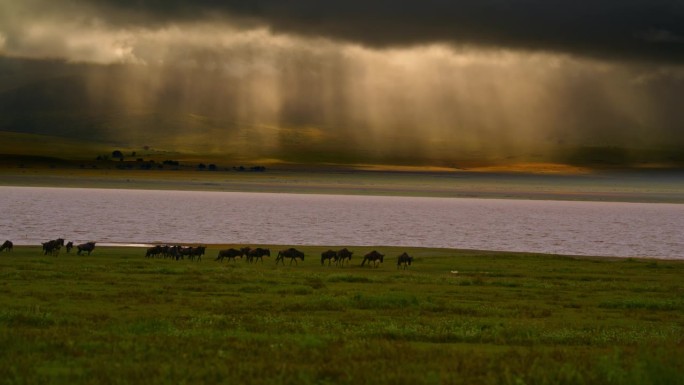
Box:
[1,246,682,384]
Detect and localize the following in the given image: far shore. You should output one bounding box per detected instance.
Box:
[1,166,683,203]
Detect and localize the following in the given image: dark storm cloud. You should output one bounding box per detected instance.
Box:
[1,0,683,165]
[85,0,684,63]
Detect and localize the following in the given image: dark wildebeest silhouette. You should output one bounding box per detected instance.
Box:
[276,248,305,265]
[397,252,413,269]
[42,238,64,256]
[77,242,96,255]
[216,248,244,262]
[161,245,173,259]
[43,241,60,256]
[167,245,182,260]
[178,246,193,260]
[336,248,353,266]
[321,249,337,265]
[65,241,73,253]
[361,250,384,267]
[247,248,270,263]
[145,245,163,258]
[191,246,206,261]
[0,240,12,252]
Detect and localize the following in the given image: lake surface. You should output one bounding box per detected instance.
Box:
[1,186,682,259]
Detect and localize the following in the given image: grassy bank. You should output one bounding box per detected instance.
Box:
[1,246,683,384]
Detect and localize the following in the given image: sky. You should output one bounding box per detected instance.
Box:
[0,0,683,165]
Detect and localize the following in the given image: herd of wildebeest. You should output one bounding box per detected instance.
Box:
[1,238,96,256]
[1,239,415,268]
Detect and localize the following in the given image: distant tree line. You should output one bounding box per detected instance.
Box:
[233,165,266,172]
[94,149,267,172]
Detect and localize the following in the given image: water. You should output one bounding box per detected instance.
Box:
[1,186,682,259]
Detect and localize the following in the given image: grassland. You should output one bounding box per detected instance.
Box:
[1,246,682,384]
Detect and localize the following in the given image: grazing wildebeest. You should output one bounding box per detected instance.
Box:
[0,240,12,252]
[361,250,384,267]
[216,248,244,262]
[247,247,270,263]
[321,249,337,265]
[336,248,353,266]
[276,248,305,265]
[397,252,413,269]
[77,242,96,255]
[65,241,73,253]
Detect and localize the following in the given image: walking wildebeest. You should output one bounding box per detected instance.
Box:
[65,241,73,253]
[397,252,413,269]
[276,248,305,265]
[77,242,96,255]
[361,250,384,267]
[0,240,12,252]
[336,248,353,266]
[166,245,182,260]
[216,248,244,262]
[321,249,337,265]
[42,238,64,256]
[247,248,270,263]
[178,246,193,260]
[145,245,163,258]
[191,246,206,261]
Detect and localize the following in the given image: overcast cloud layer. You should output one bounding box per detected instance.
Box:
[22,0,684,64]
[0,0,682,164]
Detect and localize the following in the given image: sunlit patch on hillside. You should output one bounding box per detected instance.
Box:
[350,164,458,172]
[466,163,592,174]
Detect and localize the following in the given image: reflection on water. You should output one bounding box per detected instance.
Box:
[1,186,682,259]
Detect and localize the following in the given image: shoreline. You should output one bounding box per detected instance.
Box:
[8,244,682,262]
[2,167,683,203]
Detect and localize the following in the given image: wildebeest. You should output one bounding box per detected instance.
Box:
[321,249,337,265]
[397,252,413,269]
[65,241,73,253]
[216,248,244,262]
[247,247,270,263]
[77,242,96,255]
[166,245,182,260]
[42,238,64,256]
[361,250,384,267]
[178,246,193,260]
[276,248,305,265]
[188,246,205,261]
[145,245,163,258]
[0,240,12,252]
[336,248,353,266]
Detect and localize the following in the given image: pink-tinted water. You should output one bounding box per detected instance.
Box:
[1,187,682,259]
